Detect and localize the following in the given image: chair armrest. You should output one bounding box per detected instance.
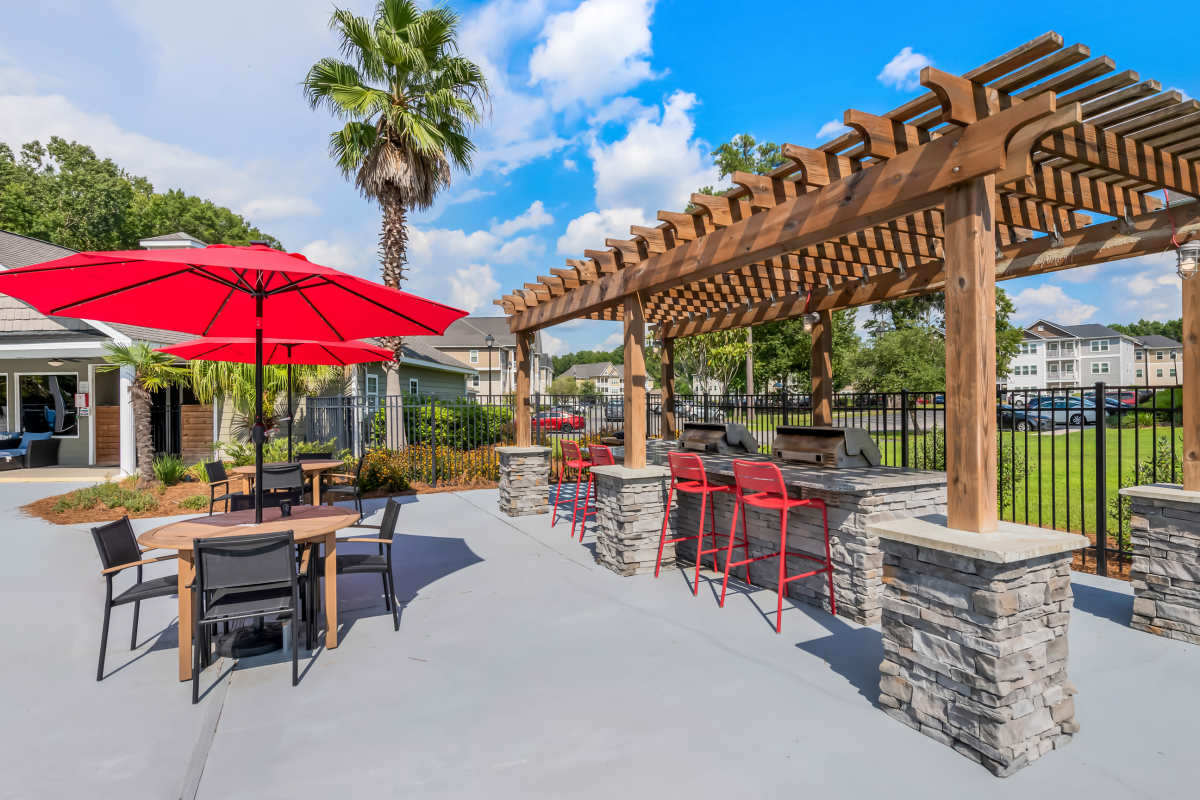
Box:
[208,479,230,492]
[324,472,355,483]
[299,545,312,574]
[101,553,178,575]
[343,537,391,545]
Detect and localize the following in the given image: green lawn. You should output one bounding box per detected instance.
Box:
[877,426,1183,547]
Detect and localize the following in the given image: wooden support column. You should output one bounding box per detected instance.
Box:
[624,293,647,468]
[660,337,677,440]
[515,330,533,447]
[1184,275,1200,490]
[811,310,833,426]
[944,175,998,532]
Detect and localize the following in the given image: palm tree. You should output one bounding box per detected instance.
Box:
[100,342,189,488]
[188,360,341,443]
[303,0,487,302]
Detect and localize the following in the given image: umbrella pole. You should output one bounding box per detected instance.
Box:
[254,288,264,524]
[286,349,294,463]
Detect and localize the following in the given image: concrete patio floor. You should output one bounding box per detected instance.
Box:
[1,482,1197,799]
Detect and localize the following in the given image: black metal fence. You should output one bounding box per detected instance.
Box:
[305,382,1182,577]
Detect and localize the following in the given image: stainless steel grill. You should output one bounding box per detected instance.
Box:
[679,422,759,454]
[770,426,881,468]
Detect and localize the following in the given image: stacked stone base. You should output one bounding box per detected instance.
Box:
[591,465,670,576]
[497,446,550,517]
[1126,487,1200,645]
[669,486,945,625]
[878,541,1078,777]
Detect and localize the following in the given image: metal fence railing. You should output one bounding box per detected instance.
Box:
[304,382,1182,578]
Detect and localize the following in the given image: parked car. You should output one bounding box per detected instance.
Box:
[604,399,623,422]
[1025,396,1096,425]
[1081,391,1123,411]
[997,405,1054,432]
[532,410,585,432]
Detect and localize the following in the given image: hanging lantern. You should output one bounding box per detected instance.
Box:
[802,312,820,333]
[1178,240,1200,280]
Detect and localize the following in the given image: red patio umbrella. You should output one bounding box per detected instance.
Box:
[0,244,466,521]
[157,337,391,461]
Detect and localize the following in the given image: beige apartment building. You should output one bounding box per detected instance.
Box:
[1133,335,1183,386]
[426,317,554,396]
[559,361,623,396]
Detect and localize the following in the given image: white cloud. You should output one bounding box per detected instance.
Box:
[448,265,502,314]
[540,331,568,355]
[447,188,495,207]
[1011,285,1098,325]
[529,0,660,109]
[816,120,848,140]
[600,330,622,349]
[589,96,649,127]
[495,234,546,264]
[490,200,554,238]
[0,93,318,222]
[563,159,578,171]
[300,239,368,270]
[557,207,647,256]
[877,46,931,90]
[588,90,720,215]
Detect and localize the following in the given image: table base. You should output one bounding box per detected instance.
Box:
[214,619,284,658]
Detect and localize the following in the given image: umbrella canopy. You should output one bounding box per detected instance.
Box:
[159,337,392,462]
[0,243,464,340]
[157,337,393,365]
[0,244,467,522]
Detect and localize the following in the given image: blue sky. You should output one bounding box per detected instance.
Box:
[0,1,1195,353]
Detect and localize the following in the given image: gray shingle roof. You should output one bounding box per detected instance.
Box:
[429,316,543,352]
[561,362,618,380]
[1134,334,1182,348]
[1060,323,1125,339]
[138,231,207,245]
[365,337,477,374]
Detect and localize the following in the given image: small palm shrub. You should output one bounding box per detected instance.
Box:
[152,454,187,486]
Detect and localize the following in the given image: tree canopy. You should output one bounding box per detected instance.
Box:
[0,138,279,251]
[552,348,622,377]
[1109,318,1183,343]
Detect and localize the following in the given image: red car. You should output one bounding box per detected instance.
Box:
[532,410,585,432]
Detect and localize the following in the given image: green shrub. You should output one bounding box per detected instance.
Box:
[152,453,187,486]
[357,447,413,493]
[222,437,344,466]
[179,494,209,511]
[405,402,512,449]
[1110,437,1182,552]
[53,481,159,513]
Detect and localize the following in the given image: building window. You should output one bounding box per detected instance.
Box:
[0,374,7,432]
[1170,368,1177,377]
[409,378,419,395]
[18,373,78,437]
[1090,363,1109,374]
[1030,365,1037,375]
[1156,351,1164,360]
[1135,350,1143,360]
[1136,369,1143,378]
[471,374,480,387]
[1090,340,1109,352]
[469,349,479,364]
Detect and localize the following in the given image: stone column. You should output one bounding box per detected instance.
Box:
[1121,484,1200,645]
[646,438,679,467]
[590,464,671,576]
[869,517,1087,777]
[497,446,550,517]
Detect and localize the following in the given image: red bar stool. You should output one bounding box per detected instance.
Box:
[654,452,748,595]
[552,439,592,538]
[576,444,615,541]
[721,460,836,633]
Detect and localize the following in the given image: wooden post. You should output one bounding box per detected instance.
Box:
[944,175,998,532]
[811,309,833,426]
[624,293,647,468]
[1183,274,1200,490]
[661,336,677,439]
[515,330,533,447]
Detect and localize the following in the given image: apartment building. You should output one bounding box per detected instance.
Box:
[1007,320,1181,389]
[424,316,554,396]
[559,361,622,396]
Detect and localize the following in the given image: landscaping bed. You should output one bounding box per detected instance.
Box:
[23,478,217,525]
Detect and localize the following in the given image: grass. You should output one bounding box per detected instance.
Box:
[179,494,209,511]
[874,426,1183,546]
[52,481,160,514]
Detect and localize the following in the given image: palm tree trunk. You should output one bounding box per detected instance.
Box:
[131,384,156,488]
[380,187,408,449]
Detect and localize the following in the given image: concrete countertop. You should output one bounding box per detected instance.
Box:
[659,447,947,494]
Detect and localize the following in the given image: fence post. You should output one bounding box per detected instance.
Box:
[900,389,910,468]
[1094,380,1108,577]
[429,397,438,487]
[782,390,790,426]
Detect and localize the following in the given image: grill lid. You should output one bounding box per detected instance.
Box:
[770,426,881,467]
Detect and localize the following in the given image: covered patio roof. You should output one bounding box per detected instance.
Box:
[494,31,1200,335]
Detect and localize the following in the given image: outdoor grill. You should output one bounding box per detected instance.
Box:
[770,426,881,468]
[679,422,759,454]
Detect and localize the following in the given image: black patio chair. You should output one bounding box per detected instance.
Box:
[90,517,178,681]
[191,530,303,703]
[315,498,402,631]
[228,490,302,512]
[322,455,365,518]
[203,461,245,515]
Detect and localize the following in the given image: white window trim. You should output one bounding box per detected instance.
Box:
[15,370,81,439]
[409,377,419,395]
[469,349,479,364]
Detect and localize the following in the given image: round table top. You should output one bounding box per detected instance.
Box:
[138,505,360,551]
[228,459,344,476]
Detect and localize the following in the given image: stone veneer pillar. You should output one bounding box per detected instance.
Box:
[589,464,671,576]
[496,446,550,517]
[1121,484,1200,646]
[868,516,1088,777]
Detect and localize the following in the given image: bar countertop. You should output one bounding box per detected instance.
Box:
[657,445,947,494]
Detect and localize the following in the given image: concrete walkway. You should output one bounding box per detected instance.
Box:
[1,483,1197,799]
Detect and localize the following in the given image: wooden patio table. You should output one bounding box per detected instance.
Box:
[139,505,359,681]
[229,459,344,505]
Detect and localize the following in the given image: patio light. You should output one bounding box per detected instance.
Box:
[1177,240,1200,280]
[802,312,820,333]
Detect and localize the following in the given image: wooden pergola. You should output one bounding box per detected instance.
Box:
[496,31,1200,533]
